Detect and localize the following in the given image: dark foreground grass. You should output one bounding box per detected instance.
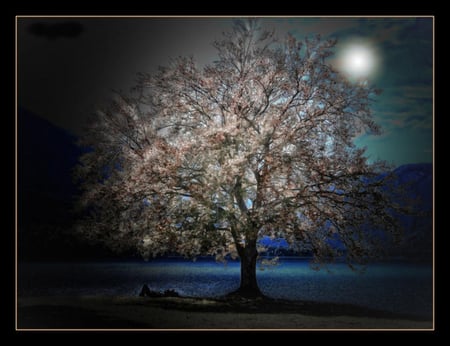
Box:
[18,305,150,329]
[17,295,433,330]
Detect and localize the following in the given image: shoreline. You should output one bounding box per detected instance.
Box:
[17,295,433,330]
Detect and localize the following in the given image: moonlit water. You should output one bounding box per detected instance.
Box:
[18,258,432,318]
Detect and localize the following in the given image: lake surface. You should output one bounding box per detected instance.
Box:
[18,258,433,319]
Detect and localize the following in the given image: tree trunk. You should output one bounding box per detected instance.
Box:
[232,241,263,298]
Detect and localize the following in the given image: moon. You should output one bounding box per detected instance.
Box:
[337,42,379,79]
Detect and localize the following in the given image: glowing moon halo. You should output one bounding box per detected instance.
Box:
[338,42,378,79]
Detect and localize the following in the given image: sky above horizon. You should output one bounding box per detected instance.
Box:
[17,17,433,167]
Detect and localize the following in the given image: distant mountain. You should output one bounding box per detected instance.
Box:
[18,108,81,200]
[393,163,432,209]
[17,108,109,260]
[390,163,433,260]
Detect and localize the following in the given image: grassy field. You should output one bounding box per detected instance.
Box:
[17,295,433,330]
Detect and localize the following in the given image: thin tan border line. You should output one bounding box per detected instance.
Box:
[15,15,19,332]
[16,15,434,18]
[15,15,435,332]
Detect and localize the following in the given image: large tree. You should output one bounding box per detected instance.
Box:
[76,20,403,297]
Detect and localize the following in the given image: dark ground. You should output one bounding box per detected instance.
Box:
[17,295,433,330]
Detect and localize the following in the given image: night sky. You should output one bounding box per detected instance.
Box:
[17,17,433,166]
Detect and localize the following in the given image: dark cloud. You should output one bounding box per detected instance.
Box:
[28,21,84,39]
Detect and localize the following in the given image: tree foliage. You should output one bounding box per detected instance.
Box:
[75,19,402,268]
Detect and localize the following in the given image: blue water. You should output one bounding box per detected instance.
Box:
[18,258,432,319]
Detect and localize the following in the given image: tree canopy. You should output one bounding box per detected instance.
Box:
[75,20,403,280]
